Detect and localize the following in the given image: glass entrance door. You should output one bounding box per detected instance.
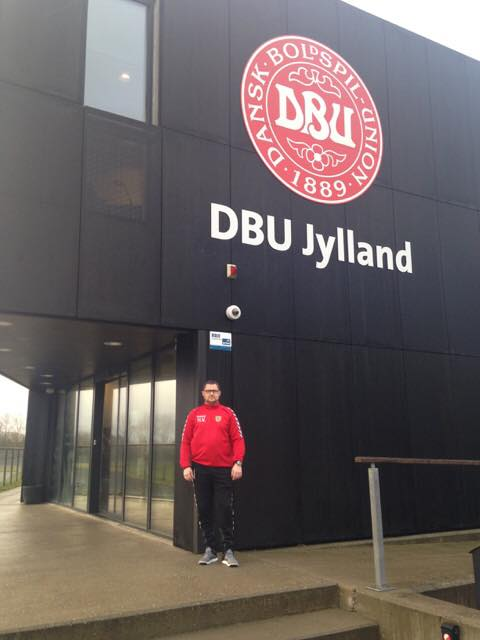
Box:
[151,352,176,536]
[97,344,176,538]
[99,377,127,518]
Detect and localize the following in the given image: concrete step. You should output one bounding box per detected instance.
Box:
[0,584,339,640]
[156,609,379,640]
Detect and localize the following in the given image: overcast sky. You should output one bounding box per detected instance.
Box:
[0,1,479,424]
[0,376,28,425]
[342,0,480,61]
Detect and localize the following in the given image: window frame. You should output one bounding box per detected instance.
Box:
[82,0,156,125]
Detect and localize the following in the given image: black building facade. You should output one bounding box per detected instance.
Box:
[2,0,480,551]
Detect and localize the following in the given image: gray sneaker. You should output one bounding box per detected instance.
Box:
[222,549,239,567]
[198,547,218,565]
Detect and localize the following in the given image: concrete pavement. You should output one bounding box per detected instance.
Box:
[0,486,21,505]
[1,487,480,638]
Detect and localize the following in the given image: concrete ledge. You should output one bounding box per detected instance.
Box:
[355,585,480,640]
[0,584,339,640]
[384,529,480,546]
[293,528,480,551]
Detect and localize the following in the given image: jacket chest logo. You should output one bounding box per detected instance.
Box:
[215,416,222,422]
[196,415,206,422]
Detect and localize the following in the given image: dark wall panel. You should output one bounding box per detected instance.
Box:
[449,355,480,527]
[427,43,476,208]
[174,332,200,551]
[161,129,230,330]
[230,0,288,151]
[345,186,402,348]
[338,2,391,188]
[385,25,436,198]
[438,203,480,355]
[296,340,360,542]
[205,330,233,408]
[351,347,413,535]
[161,0,229,143]
[0,0,86,102]
[404,351,462,532]
[287,0,339,49]
[466,58,480,210]
[0,82,82,316]
[292,198,350,342]
[394,191,448,352]
[232,334,300,548]
[78,113,162,324]
[230,148,295,337]
[23,390,54,502]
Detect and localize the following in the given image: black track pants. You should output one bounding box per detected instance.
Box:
[192,463,234,552]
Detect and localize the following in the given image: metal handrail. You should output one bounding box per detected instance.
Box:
[354,456,480,591]
[355,456,480,466]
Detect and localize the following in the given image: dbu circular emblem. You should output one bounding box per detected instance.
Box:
[241,35,383,205]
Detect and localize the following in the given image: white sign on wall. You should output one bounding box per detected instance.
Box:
[209,331,232,351]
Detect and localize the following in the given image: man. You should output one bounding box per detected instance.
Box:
[180,380,245,567]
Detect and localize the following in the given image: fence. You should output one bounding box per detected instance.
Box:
[0,447,23,488]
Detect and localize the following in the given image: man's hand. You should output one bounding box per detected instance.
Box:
[231,463,243,481]
[183,467,194,482]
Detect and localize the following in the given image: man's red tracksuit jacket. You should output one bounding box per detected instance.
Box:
[180,403,245,468]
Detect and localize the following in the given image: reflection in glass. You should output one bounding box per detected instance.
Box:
[73,383,94,511]
[100,377,127,517]
[151,348,176,537]
[125,358,151,528]
[100,381,115,513]
[118,377,127,512]
[60,389,78,505]
[97,348,176,538]
[84,0,147,121]
[50,392,66,502]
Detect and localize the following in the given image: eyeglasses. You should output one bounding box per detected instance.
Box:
[204,389,220,394]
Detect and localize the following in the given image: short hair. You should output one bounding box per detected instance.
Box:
[203,379,221,391]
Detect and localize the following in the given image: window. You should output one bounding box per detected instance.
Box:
[72,382,94,511]
[84,0,148,122]
[151,348,176,537]
[60,388,78,505]
[124,357,152,528]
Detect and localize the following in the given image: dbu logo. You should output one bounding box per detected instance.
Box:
[275,83,355,148]
[241,36,383,205]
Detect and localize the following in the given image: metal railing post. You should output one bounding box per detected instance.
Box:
[9,448,14,484]
[3,449,8,486]
[367,463,391,591]
[356,455,480,592]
